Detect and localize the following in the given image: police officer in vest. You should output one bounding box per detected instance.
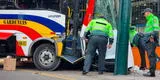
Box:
[82,15,114,75]
[130,26,146,70]
[141,8,160,77]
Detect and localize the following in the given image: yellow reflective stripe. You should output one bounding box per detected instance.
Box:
[0,19,58,38]
[56,42,63,57]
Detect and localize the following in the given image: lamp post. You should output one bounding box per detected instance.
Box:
[114,0,131,75]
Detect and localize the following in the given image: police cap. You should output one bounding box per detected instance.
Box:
[142,8,153,14]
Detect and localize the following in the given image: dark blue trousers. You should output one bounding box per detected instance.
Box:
[83,35,108,72]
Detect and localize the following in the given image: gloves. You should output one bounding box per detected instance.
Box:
[109,38,114,45]
[84,31,90,39]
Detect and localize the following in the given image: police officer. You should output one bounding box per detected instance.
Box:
[129,26,146,70]
[129,26,137,47]
[82,15,114,75]
[141,8,160,77]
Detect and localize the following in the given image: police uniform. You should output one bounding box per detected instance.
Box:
[130,27,146,70]
[142,8,160,77]
[82,17,114,75]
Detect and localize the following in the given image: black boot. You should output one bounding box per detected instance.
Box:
[98,72,103,75]
[143,72,155,77]
[82,71,88,75]
[139,67,145,70]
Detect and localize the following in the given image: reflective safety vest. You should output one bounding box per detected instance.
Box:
[85,18,114,38]
[129,29,137,44]
[144,13,160,33]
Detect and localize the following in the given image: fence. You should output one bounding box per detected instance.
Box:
[132,0,160,29]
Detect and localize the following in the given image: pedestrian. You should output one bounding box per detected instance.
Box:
[129,26,146,70]
[141,8,160,77]
[82,15,114,75]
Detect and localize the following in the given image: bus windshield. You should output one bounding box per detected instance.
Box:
[94,0,118,28]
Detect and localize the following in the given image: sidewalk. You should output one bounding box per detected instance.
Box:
[0,58,160,80]
[17,68,160,80]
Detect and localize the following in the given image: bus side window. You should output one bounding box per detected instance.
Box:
[16,0,37,9]
[0,1,17,9]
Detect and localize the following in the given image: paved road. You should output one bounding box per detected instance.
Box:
[1,68,160,80]
[0,59,160,80]
[0,64,160,80]
[0,70,61,80]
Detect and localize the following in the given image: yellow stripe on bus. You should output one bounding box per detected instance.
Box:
[0,19,58,38]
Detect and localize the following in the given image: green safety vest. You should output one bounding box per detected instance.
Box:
[85,18,114,38]
[144,13,160,33]
[129,29,137,44]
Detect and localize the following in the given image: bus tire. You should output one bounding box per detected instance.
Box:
[33,43,61,71]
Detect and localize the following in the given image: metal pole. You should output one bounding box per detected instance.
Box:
[114,0,131,75]
[72,0,79,55]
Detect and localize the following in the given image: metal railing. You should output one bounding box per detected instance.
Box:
[131,0,160,27]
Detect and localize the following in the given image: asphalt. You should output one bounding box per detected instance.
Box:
[0,59,160,80]
[1,68,160,80]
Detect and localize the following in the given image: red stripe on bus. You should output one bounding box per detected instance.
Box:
[0,25,41,40]
[0,32,13,40]
[16,41,25,56]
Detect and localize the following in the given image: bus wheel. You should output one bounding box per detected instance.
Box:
[33,44,61,71]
